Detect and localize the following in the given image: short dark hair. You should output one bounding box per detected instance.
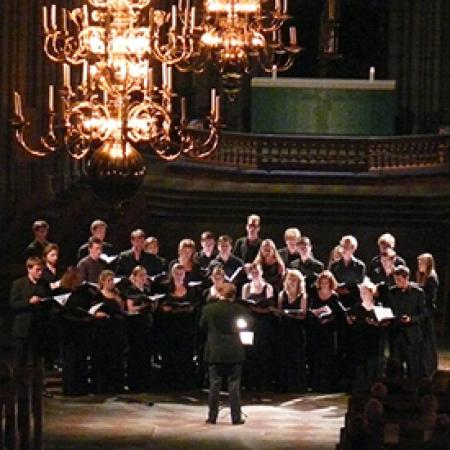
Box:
[201,231,215,241]
[217,235,233,245]
[131,229,145,240]
[88,236,103,248]
[26,256,42,269]
[394,265,410,278]
[90,219,107,233]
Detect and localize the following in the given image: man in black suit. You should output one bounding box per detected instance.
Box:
[387,265,426,379]
[9,257,52,367]
[233,214,262,263]
[200,283,247,425]
[116,229,164,277]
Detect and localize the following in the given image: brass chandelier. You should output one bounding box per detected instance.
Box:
[177,0,301,93]
[12,0,221,173]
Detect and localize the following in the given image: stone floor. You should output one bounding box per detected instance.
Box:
[44,391,347,450]
[42,348,450,450]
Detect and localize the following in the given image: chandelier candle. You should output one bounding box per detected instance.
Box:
[12,0,221,162]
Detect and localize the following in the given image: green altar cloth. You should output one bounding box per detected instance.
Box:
[251,78,396,135]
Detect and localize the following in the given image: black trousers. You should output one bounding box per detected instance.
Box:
[390,332,422,379]
[207,363,242,423]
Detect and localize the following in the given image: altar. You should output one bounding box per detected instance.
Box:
[250,78,396,135]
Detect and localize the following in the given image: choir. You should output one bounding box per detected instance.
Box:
[9,215,440,396]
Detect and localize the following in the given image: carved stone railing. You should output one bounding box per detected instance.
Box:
[185,132,450,173]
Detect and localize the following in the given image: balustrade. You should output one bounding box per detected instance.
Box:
[187,132,450,173]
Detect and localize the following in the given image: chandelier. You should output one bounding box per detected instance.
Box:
[177,0,301,94]
[11,0,221,180]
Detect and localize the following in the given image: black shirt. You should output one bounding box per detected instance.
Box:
[330,256,366,287]
[290,256,324,277]
[233,237,262,263]
[278,247,300,268]
[116,248,164,277]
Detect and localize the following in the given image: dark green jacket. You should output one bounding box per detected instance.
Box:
[200,300,247,363]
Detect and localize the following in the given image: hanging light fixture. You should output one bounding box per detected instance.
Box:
[11,0,221,176]
[176,0,301,95]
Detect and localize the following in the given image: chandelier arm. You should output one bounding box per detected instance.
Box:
[184,124,220,159]
[12,116,58,157]
[259,52,296,73]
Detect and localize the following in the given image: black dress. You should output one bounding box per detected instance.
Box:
[278,291,307,392]
[307,290,340,392]
[261,262,283,295]
[60,283,97,396]
[124,284,154,392]
[242,284,275,391]
[420,275,439,376]
[90,293,125,394]
[346,303,384,381]
[158,288,198,390]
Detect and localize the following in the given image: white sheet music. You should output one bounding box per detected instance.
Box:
[373,306,395,322]
[100,253,118,264]
[53,293,71,307]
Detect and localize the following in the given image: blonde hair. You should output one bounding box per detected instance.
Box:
[178,238,196,252]
[284,227,301,241]
[255,239,285,272]
[283,269,305,296]
[359,277,377,296]
[98,270,115,289]
[378,233,396,248]
[247,214,261,225]
[327,245,342,269]
[340,235,358,250]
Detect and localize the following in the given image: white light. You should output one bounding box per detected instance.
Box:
[206,0,259,13]
[236,317,247,329]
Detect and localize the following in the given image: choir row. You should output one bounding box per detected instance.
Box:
[9,214,439,395]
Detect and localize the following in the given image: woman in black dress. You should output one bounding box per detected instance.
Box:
[124,265,154,392]
[203,265,226,304]
[41,243,64,369]
[159,263,198,390]
[276,269,308,392]
[307,270,340,392]
[416,253,439,377]
[346,278,385,381]
[241,262,275,391]
[91,270,125,395]
[254,239,285,295]
[58,267,97,395]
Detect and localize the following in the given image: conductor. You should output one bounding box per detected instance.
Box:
[200,283,247,425]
